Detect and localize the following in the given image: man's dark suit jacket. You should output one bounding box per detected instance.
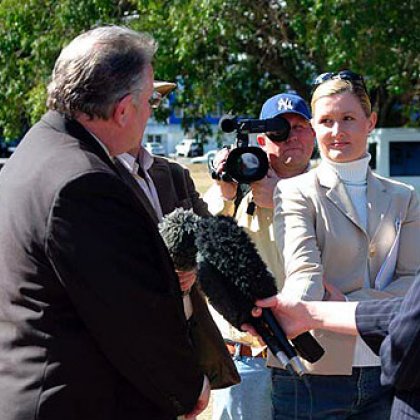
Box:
[0,111,204,420]
[356,271,420,419]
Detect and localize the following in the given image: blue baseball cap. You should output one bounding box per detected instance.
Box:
[260,93,311,120]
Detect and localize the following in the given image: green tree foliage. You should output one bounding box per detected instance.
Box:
[0,0,418,139]
[137,0,419,127]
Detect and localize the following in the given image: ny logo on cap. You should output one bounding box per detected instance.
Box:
[277,98,293,111]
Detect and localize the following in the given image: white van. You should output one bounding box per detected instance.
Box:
[368,128,420,194]
[175,139,203,157]
[144,142,165,156]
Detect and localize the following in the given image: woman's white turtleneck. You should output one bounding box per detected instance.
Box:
[322,153,381,367]
[322,154,371,232]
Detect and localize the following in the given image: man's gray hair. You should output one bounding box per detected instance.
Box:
[47,25,157,119]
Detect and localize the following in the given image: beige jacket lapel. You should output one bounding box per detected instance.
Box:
[317,163,366,234]
[367,170,392,242]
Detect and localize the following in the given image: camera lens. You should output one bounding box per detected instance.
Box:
[225,147,269,183]
[233,153,260,177]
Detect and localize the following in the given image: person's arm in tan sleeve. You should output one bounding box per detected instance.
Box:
[273,178,325,301]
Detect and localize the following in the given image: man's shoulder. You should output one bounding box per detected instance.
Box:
[152,156,190,175]
[5,114,120,201]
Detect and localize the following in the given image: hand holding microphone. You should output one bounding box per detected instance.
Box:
[245,295,316,346]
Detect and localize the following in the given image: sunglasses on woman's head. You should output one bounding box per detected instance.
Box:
[311,70,367,93]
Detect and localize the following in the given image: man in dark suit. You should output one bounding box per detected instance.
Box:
[246,272,420,419]
[0,25,209,420]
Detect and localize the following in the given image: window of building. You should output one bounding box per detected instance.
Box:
[147,134,162,144]
[390,141,420,176]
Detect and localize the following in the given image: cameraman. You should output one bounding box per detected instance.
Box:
[204,93,315,419]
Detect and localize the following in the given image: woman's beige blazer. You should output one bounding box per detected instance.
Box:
[272,162,420,374]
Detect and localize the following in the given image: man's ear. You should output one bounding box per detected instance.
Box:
[257,135,266,147]
[113,94,132,127]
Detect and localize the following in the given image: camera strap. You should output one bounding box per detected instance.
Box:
[246,200,256,216]
[230,183,245,217]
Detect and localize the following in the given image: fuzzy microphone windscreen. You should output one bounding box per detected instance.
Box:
[158,208,200,271]
[195,215,278,328]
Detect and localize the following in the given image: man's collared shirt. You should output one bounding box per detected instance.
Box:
[117,148,164,221]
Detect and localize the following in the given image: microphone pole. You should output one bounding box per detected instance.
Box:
[262,309,305,376]
[249,316,296,376]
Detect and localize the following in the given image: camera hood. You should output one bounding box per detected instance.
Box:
[220,115,291,141]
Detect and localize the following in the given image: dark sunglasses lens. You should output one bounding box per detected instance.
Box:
[312,72,334,86]
[337,70,363,81]
[338,70,367,93]
[267,132,287,142]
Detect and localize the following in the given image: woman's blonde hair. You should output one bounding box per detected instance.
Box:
[311,79,372,117]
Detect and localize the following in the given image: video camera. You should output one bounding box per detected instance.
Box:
[210,115,291,183]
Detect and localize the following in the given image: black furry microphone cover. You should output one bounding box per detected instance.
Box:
[159,209,324,364]
[195,215,277,330]
[158,208,200,271]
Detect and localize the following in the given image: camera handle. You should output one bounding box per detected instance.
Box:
[209,132,250,182]
[209,145,234,182]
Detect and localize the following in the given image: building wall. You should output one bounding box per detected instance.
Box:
[143,116,235,155]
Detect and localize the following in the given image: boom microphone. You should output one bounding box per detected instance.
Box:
[159,209,324,375]
[195,215,324,376]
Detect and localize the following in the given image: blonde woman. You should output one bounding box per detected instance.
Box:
[272,71,420,419]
